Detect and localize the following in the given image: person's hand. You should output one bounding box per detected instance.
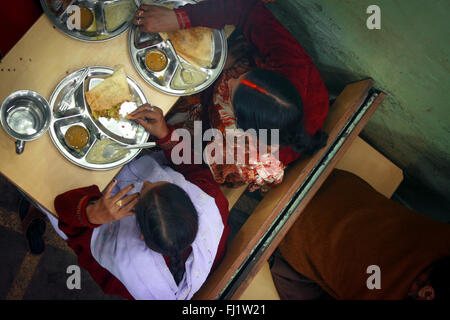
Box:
[85,180,139,225]
[127,104,169,139]
[133,4,180,33]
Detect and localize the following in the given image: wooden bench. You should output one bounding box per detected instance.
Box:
[194,79,388,299]
[335,136,403,198]
[222,134,403,210]
[221,184,248,211]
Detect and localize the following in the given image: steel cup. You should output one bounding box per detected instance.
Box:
[1,90,51,154]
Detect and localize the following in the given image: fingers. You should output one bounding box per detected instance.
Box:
[138,25,151,33]
[133,12,153,27]
[151,106,163,115]
[134,5,168,24]
[133,5,178,33]
[136,10,159,18]
[121,192,140,207]
[134,6,151,20]
[104,179,118,198]
[139,4,159,11]
[132,17,144,26]
[119,197,140,217]
[133,13,155,24]
[128,105,162,120]
[128,111,157,122]
[128,105,164,134]
[135,118,152,133]
[129,104,154,115]
[128,104,151,116]
[111,184,135,203]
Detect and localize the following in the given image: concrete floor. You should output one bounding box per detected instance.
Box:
[0,174,123,300]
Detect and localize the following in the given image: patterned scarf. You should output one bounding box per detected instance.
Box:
[166,59,285,192]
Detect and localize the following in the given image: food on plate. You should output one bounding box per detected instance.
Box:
[145,50,168,72]
[66,6,94,31]
[78,7,94,30]
[85,65,132,120]
[86,138,129,164]
[171,62,208,90]
[64,125,89,150]
[159,27,213,68]
[104,0,136,32]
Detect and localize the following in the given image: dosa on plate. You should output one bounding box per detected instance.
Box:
[85,65,132,119]
[159,27,213,68]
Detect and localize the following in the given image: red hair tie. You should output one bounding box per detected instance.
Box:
[240,79,266,94]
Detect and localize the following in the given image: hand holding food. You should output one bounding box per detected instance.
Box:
[133,4,179,33]
[127,104,169,139]
[86,180,139,225]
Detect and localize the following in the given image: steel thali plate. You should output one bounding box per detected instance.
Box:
[48,66,150,170]
[129,0,227,96]
[41,0,139,42]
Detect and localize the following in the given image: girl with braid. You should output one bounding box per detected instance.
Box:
[50,106,229,299]
[133,0,330,192]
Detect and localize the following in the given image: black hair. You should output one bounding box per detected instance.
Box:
[428,255,450,300]
[232,69,328,156]
[135,183,198,285]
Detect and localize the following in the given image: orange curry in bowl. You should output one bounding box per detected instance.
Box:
[64,125,89,150]
[145,50,168,72]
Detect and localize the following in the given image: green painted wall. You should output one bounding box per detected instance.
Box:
[266,0,450,199]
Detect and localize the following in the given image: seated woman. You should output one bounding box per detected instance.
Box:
[53,106,230,300]
[133,0,330,192]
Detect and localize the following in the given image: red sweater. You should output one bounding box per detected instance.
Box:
[54,127,230,300]
[176,0,330,165]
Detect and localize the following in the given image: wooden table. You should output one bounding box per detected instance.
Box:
[0,15,179,215]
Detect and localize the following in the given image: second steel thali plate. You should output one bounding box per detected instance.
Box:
[48,66,150,171]
[128,0,227,96]
[41,0,139,42]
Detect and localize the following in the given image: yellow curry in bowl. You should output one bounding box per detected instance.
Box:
[145,50,168,72]
[65,125,89,150]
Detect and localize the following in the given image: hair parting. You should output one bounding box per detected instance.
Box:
[136,183,198,285]
[233,69,328,156]
[240,78,266,94]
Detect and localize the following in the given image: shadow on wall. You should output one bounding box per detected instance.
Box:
[264,2,365,99]
[361,121,450,222]
[315,64,366,99]
[362,116,450,196]
[265,0,450,206]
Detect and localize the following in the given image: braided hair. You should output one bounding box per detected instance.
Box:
[135,183,198,285]
[232,69,328,156]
